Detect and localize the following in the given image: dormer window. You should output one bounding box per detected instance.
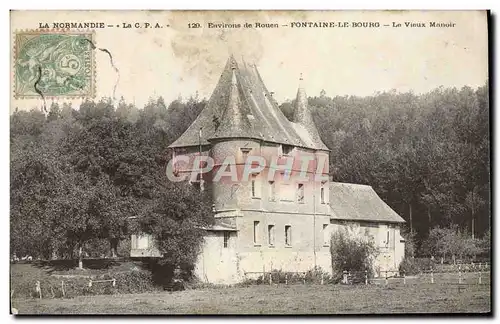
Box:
[240,147,252,161]
[282,144,294,156]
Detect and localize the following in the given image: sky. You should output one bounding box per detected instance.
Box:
[10,10,488,113]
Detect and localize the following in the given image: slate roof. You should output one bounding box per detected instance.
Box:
[329,182,405,223]
[291,79,328,150]
[200,218,238,232]
[169,55,328,150]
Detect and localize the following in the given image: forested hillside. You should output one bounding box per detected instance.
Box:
[10,82,489,261]
[10,96,212,266]
[282,84,489,243]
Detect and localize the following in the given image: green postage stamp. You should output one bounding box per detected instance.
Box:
[14,31,95,98]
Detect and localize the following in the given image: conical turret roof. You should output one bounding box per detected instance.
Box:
[290,74,328,150]
[210,56,254,140]
[169,55,329,151]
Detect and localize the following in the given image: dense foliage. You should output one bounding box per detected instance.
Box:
[283,83,490,245]
[10,96,211,271]
[10,262,160,299]
[330,228,378,280]
[420,225,483,262]
[11,81,490,269]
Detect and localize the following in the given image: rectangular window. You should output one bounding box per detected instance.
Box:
[297,183,305,203]
[268,181,276,201]
[323,224,329,246]
[378,224,388,247]
[285,225,292,246]
[268,225,275,246]
[254,221,260,244]
[251,174,260,198]
[320,181,327,204]
[223,231,230,248]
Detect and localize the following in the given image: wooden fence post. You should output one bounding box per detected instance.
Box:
[285,274,288,285]
[458,265,462,284]
[36,281,42,299]
[365,270,368,285]
[430,268,434,284]
[61,281,65,298]
[385,271,388,285]
[269,273,272,285]
[403,271,406,285]
[112,279,116,287]
[478,270,482,285]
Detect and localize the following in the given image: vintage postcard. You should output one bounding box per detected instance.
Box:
[10,10,490,315]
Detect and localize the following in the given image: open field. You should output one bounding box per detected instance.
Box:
[10,262,491,315]
[12,281,491,315]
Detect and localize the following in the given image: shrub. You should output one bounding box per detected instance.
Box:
[117,238,131,258]
[400,228,417,258]
[398,258,420,276]
[304,266,335,284]
[112,270,158,294]
[187,281,231,290]
[330,227,378,282]
[236,267,334,286]
[399,257,435,275]
[12,270,160,299]
[422,225,482,263]
[267,269,303,284]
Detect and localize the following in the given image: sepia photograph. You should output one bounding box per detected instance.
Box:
[9,9,490,315]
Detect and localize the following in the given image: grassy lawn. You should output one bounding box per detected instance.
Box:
[12,281,490,315]
[10,262,491,315]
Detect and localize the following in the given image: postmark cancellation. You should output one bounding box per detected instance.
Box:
[14,30,95,99]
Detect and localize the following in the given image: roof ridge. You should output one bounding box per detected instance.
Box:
[330,182,373,188]
[210,67,254,140]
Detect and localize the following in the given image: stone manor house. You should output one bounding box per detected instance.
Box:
[131,55,405,284]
